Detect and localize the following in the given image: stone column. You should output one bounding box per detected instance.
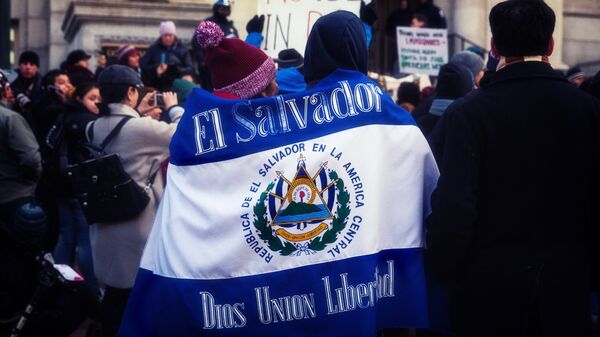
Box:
[544,0,567,68]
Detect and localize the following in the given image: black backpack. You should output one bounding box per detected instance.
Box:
[65,117,156,224]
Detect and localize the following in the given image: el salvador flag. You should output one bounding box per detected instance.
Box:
[119,70,440,337]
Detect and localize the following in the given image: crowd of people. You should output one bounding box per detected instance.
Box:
[1,0,600,336]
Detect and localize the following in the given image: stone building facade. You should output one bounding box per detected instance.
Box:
[9,0,600,75]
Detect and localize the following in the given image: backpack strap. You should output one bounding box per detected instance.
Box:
[100,116,132,150]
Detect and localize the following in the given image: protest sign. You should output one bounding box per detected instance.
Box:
[396,27,448,76]
[257,0,362,58]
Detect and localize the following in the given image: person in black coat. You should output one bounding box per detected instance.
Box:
[416,62,473,144]
[425,1,600,337]
[140,21,194,91]
[10,51,43,123]
[416,0,447,29]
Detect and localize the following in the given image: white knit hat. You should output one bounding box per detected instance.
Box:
[159,21,176,36]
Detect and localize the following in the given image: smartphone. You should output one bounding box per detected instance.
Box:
[153,93,164,107]
[161,53,166,64]
[54,264,84,282]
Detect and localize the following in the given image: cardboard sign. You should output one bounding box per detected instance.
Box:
[396,27,448,76]
[257,0,362,58]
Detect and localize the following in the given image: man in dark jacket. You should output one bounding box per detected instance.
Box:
[425,1,600,336]
[416,0,447,29]
[140,21,194,91]
[10,51,43,122]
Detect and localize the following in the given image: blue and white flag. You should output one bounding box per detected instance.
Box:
[119,70,439,337]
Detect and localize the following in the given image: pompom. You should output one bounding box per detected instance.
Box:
[196,21,224,49]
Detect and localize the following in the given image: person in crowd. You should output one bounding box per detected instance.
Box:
[205,0,238,38]
[65,49,95,88]
[0,69,42,225]
[140,21,194,91]
[466,45,486,60]
[94,52,107,81]
[171,78,196,107]
[88,65,183,337]
[416,63,473,153]
[417,0,447,29]
[450,50,486,87]
[411,14,429,28]
[425,2,600,337]
[11,51,43,121]
[396,81,421,113]
[192,2,265,91]
[567,66,586,87]
[52,82,101,294]
[116,44,142,79]
[275,49,307,95]
[412,50,484,119]
[31,70,73,145]
[195,20,277,99]
[386,0,413,36]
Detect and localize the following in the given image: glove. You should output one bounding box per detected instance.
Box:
[246,15,265,34]
[360,1,377,26]
[16,93,32,109]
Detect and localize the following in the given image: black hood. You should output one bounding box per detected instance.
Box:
[304,11,367,85]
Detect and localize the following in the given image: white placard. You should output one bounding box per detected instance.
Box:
[257,0,362,58]
[396,27,448,76]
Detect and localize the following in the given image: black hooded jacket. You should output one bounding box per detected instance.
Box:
[304,11,368,86]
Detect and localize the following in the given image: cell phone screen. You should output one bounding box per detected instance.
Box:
[54,264,84,282]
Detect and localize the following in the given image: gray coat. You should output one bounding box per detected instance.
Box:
[88,103,182,288]
[0,105,41,204]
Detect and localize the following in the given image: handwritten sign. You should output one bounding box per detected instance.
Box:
[257,0,362,58]
[396,27,448,76]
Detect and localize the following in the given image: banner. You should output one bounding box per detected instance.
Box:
[257,0,361,58]
[397,27,448,76]
[119,70,440,337]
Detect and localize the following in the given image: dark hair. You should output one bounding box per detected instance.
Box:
[489,0,555,57]
[98,85,134,115]
[74,82,98,99]
[42,69,67,88]
[397,82,421,106]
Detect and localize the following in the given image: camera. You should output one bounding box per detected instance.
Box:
[153,93,164,107]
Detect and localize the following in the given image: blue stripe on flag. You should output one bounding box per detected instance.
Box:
[119,248,429,337]
[170,70,415,166]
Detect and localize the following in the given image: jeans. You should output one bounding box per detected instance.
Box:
[53,198,98,292]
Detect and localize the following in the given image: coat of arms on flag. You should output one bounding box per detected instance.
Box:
[253,154,351,257]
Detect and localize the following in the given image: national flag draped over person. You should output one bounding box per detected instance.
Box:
[118,69,440,337]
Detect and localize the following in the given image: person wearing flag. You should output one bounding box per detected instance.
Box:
[119,10,439,337]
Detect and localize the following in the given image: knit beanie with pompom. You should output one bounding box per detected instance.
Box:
[196,20,276,99]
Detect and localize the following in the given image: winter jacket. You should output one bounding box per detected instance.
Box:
[88,103,183,288]
[140,38,194,90]
[425,61,600,337]
[61,99,99,164]
[0,105,42,204]
[276,67,307,94]
[10,71,43,124]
